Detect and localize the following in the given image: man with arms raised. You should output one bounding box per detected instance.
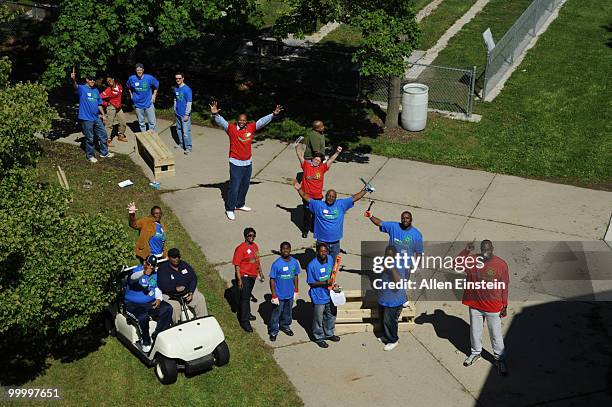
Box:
[211,101,283,220]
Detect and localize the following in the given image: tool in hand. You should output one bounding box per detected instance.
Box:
[364,200,375,217]
[360,178,376,193]
[294,136,304,146]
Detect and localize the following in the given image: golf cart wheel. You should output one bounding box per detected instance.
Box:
[154,355,178,385]
[213,341,230,366]
[103,312,116,337]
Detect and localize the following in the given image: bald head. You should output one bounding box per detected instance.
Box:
[325,189,337,205]
[237,114,248,129]
[312,120,325,133]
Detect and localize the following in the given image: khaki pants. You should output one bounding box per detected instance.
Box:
[163,288,208,323]
[105,105,127,138]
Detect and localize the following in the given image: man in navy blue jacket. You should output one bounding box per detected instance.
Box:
[157,248,208,323]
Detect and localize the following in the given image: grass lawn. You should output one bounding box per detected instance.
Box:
[432,0,533,69]
[321,0,483,55]
[358,0,612,187]
[25,140,302,406]
[418,0,479,50]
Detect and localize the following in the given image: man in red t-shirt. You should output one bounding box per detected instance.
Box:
[100,74,127,146]
[295,144,342,238]
[232,227,264,332]
[211,101,283,221]
[456,239,509,376]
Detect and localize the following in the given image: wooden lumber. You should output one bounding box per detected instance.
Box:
[135,130,175,178]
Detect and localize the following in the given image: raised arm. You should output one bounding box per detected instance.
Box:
[325,146,342,168]
[293,179,310,203]
[295,143,305,166]
[210,101,229,131]
[127,202,140,229]
[352,187,367,203]
[365,212,383,227]
[255,105,283,131]
[70,70,78,90]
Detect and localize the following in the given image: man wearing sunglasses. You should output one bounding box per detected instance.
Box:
[173,72,193,154]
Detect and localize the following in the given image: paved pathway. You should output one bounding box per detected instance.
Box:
[57,115,612,406]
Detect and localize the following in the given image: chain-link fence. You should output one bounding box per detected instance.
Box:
[482,0,564,99]
[361,62,477,116]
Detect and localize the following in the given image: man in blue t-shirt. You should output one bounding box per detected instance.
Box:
[375,245,408,351]
[306,242,340,348]
[126,63,159,132]
[173,72,193,154]
[123,255,173,353]
[366,210,424,273]
[294,182,368,261]
[268,242,300,341]
[70,71,114,163]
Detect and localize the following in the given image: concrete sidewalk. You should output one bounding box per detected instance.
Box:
[57,115,612,406]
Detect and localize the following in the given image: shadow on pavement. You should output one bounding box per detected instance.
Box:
[276,203,304,233]
[476,298,612,406]
[293,299,315,340]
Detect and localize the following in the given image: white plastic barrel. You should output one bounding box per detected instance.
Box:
[401,83,429,131]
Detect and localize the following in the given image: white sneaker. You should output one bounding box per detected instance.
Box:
[383,341,399,351]
[88,157,98,163]
[141,343,151,353]
[226,211,236,220]
[236,206,252,212]
[101,152,114,158]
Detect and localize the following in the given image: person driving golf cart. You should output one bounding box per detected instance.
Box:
[157,248,208,323]
[124,255,173,353]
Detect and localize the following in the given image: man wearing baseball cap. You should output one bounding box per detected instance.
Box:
[157,248,208,323]
[124,255,173,353]
[126,63,159,132]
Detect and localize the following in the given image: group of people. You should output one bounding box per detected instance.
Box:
[97,71,510,375]
[211,109,508,373]
[124,203,207,352]
[71,63,194,162]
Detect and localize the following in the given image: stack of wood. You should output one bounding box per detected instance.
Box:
[334,289,415,335]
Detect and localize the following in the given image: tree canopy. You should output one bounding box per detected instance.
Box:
[273,0,420,78]
[41,0,257,87]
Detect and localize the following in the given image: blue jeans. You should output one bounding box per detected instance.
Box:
[269,298,293,336]
[81,118,108,159]
[312,302,336,341]
[175,115,192,151]
[227,163,252,211]
[316,240,340,262]
[135,105,156,132]
[380,304,402,344]
[125,301,173,345]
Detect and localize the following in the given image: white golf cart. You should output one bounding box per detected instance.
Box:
[104,264,230,384]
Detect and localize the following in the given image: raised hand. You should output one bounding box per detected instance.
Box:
[466,238,476,252]
[336,146,343,154]
[210,100,220,115]
[292,179,301,191]
[127,202,138,214]
[273,104,284,115]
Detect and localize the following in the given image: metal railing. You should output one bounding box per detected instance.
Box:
[482,0,564,99]
[361,62,477,116]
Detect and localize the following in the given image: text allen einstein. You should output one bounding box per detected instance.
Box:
[372,278,506,291]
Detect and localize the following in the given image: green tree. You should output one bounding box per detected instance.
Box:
[41,0,256,87]
[274,0,420,128]
[0,57,132,340]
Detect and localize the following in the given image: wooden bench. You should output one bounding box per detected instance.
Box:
[334,289,415,334]
[135,131,175,179]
